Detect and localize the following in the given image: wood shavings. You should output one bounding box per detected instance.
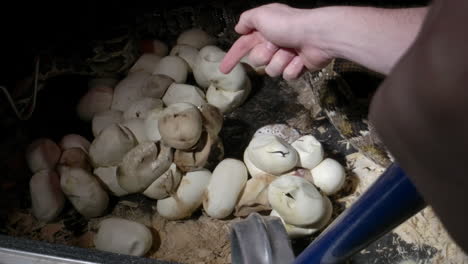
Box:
[5,208,95,249]
[341,152,468,264]
[40,223,64,242]
[394,208,468,264]
[151,214,231,264]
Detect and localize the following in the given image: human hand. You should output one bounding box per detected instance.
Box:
[219,3,333,80]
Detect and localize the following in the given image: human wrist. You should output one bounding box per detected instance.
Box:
[299,6,429,74]
[299,6,356,59]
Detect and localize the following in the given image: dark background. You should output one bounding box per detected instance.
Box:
[0,0,429,87]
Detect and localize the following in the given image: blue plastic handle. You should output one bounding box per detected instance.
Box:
[294,163,426,264]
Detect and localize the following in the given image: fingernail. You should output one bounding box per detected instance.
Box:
[265,65,280,77]
[283,69,294,80]
[265,42,278,51]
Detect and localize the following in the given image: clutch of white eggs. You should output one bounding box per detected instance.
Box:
[243,125,346,238]
[24,28,346,257]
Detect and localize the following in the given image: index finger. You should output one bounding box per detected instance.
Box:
[219,32,264,74]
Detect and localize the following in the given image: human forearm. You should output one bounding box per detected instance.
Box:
[302,6,428,74]
[220,3,428,78]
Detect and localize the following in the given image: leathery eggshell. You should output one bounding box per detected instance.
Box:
[199,103,223,136]
[111,72,170,111]
[144,107,164,142]
[193,46,224,88]
[203,158,248,219]
[29,170,65,222]
[118,142,173,193]
[205,79,250,113]
[94,217,153,256]
[59,166,109,218]
[140,74,173,99]
[176,28,216,49]
[129,53,161,74]
[268,175,326,226]
[58,148,92,171]
[311,158,346,195]
[94,166,129,197]
[246,134,298,175]
[170,44,198,72]
[291,135,324,170]
[59,134,90,153]
[158,103,203,150]
[143,163,182,199]
[25,138,61,173]
[91,110,123,137]
[152,56,188,84]
[234,174,276,217]
[174,132,224,172]
[89,124,136,167]
[270,195,332,238]
[243,149,271,178]
[76,85,113,121]
[162,83,206,107]
[156,169,211,220]
[121,118,149,143]
[122,98,163,120]
[111,72,149,111]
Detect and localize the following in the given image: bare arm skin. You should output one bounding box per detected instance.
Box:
[308,6,428,74]
[220,4,427,78]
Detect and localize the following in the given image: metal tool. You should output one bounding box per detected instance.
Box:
[231,163,426,264]
[230,213,295,264]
